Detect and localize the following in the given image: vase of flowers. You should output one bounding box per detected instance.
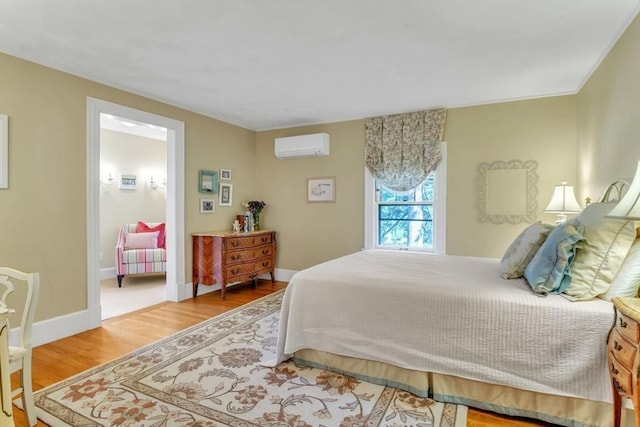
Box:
[243,200,266,231]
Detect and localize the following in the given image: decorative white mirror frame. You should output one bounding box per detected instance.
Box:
[476,159,538,224]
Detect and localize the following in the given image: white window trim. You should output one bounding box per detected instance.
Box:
[364,141,447,254]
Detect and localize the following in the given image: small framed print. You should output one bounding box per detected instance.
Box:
[220,168,232,180]
[219,182,233,206]
[199,170,218,193]
[199,198,215,214]
[307,177,335,203]
[119,174,137,190]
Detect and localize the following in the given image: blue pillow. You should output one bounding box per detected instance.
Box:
[524,220,585,295]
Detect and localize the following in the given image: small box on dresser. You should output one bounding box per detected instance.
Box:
[192,230,276,299]
[608,297,640,427]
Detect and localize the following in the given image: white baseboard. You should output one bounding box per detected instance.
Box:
[18,267,297,349]
[101,267,116,280]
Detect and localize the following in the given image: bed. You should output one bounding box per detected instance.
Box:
[269,193,640,427]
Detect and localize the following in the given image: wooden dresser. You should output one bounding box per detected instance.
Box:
[608,297,640,427]
[192,230,276,299]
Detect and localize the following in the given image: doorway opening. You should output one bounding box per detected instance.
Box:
[86,98,186,329]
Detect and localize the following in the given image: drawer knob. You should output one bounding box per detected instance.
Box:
[614,341,623,352]
[612,364,619,375]
[231,254,240,261]
[262,262,269,267]
[619,318,628,328]
[231,268,240,275]
[262,249,269,255]
[614,378,627,394]
[231,241,240,247]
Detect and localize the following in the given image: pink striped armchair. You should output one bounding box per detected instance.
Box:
[115,223,166,287]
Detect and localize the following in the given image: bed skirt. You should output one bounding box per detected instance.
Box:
[294,349,634,427]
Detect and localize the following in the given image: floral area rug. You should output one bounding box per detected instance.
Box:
[32,290,467,426]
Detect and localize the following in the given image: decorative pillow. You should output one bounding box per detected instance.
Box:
[500,221,554,279]
[137,221,165,248]
[125,231,159,250]
[564,203,636,301]
[601,238,640,300]
[524,220,585,295]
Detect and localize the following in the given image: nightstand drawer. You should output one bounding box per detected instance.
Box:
[609,328,637,368]
[610,356,633,397]
[615,310,640,344]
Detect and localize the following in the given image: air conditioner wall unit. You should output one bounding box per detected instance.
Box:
[274,133,330,159]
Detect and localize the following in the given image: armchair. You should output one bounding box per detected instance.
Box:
[115,223,166,287]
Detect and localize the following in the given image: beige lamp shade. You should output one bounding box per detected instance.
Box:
[544,182,582,213]
[607,161,640,220]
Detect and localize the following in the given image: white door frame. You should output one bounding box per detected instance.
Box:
[86,97,186,329]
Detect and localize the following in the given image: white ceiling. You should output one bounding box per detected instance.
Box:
[1,1,638,131]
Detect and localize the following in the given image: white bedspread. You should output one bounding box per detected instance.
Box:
[269,250,615,403]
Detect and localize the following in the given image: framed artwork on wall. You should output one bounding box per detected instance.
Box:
[0,114,7,189]
[219,183,233,206]
[199,198,215,214]
[199,170,218,193]
[307,177,335,203]
[119,174,137,190]
[220,169,232,180]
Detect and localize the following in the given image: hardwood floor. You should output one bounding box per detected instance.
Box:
[12,280,551,426]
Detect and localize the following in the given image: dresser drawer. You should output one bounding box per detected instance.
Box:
[609,328,637,368]
[616,310,640,344]
[610,355,633,397]
[225,246,274,264]
[226,233,273,250]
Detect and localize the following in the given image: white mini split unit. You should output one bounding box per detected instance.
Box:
[274,133,330,159]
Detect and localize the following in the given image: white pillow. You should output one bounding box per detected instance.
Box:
[601,238,640,300]
[564,203,636,300]
[500,221,554,279]
[124,231,159,250]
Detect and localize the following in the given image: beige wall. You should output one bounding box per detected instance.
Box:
[257,97,577,265]
[577,13,640,200]
[100,129,167,270]
[0,53,256,323]
[445,96,578,257]
[256,121,365,270]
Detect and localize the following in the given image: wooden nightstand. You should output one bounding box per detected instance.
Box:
[608,297,640,427]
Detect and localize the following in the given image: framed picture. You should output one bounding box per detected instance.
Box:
[199,170,218,193]
[199,198,215,214]
[220,168,232,180]
[0,114,7,189]
[219,182,233,206]
[307,177,336,203]
[119,174,137,190]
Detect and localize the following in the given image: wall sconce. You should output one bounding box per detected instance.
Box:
[544,180,582,224]
[149,176,166,190]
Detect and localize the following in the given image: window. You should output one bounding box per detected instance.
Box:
[377,176,435,250]
[364,142,446,253]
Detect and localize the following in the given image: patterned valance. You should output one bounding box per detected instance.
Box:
[365,109,446,192]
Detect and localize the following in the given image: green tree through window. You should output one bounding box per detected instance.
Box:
[377,174,434,249]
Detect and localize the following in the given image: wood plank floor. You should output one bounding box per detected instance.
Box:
[12,280,551,426]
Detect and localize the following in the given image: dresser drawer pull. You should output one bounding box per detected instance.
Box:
[262,249,270,255]
[230,268,240,275]
[262,262,269,267]
[230,254,241,261]
[614,340,623,352]
[231,241,240,247]
[619,317,628,328]
[260,237,269,243]
[612,364,619,375]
